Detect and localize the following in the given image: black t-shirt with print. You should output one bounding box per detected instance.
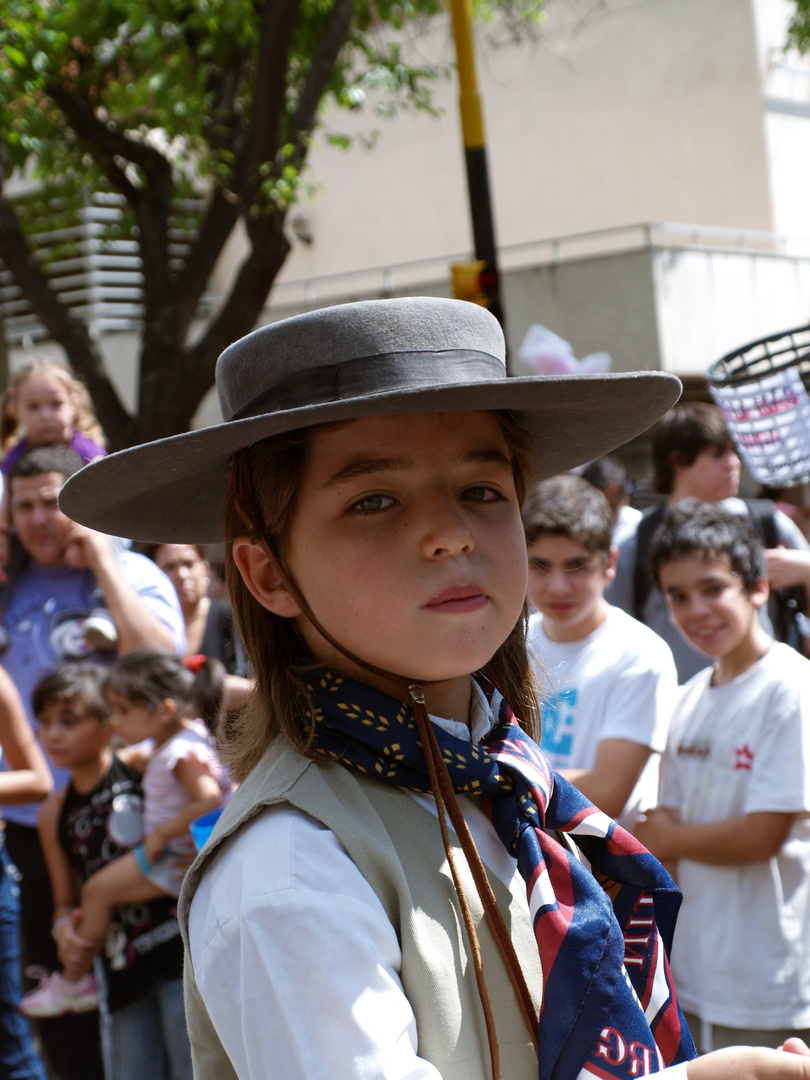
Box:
[57,754,184,1012]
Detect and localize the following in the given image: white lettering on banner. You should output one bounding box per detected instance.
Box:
[709,367,810,485]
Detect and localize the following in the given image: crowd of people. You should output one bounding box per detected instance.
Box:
[0,300,809,1080]
[526,450,810,1055]
[0,358,239,1080]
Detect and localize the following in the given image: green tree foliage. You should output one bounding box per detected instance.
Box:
[788,0,810,53]
[0,0,543,447]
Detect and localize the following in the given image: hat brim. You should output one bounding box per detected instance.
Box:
[59,371,680,544]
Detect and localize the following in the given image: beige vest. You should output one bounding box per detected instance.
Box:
[179,736,543,1080]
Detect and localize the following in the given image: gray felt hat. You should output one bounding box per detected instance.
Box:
[60,296,681,544]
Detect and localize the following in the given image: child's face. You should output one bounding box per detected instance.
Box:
[106,691,159,746]
[658,552,767,660]
[272,411,529,695]
[37,699,109,771]
[527,534,614,642]
[14,376,77,446]
[674,442,740,502]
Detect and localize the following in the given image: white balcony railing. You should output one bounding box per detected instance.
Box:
[0,191,214,345]
[6,196,810,344]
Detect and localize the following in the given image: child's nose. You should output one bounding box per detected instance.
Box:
[687,594,711,619]
[420,496,474,558]
[544,567,573,594]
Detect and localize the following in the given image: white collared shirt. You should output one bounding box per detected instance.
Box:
[188,683,689,1080]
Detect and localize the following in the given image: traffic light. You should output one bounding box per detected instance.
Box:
[451,259,499,309]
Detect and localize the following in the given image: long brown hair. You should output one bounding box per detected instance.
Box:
[223,412,540,782]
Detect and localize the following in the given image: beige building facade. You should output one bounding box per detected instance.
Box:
[7,0,810,427]
[210,0,810,386]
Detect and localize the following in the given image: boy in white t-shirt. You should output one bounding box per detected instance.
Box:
[525,474,678,827]
[636,498,810,1053]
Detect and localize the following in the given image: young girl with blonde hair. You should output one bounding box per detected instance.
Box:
[61,297,810,1080]
[0,358,106,566]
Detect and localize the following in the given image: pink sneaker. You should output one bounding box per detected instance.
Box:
[19,967,98,1017]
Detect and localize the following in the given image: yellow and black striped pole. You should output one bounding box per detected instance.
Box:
[449,0,505,329]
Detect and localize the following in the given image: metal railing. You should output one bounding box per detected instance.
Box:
[267,222,810,308]
[0,191,214,345]
[6,199,810,343]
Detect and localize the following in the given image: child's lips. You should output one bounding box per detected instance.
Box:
[425,585,488,613]
[547,602,575,617]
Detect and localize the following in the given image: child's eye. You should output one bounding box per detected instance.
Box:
[350,494,394,514]
[463,486,501,503]
[567,560,593,574]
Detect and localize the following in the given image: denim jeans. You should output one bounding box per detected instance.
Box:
[3,820,104,1080]
[107,978,192,1080]
[0,842,47,1080]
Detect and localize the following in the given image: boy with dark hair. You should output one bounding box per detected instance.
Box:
[607,402,810,682]
[650,403,736,498]
[525,474,677,826]
[31,663,191,1080]
[636,499,810,1053]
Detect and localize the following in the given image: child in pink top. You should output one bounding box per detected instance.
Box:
[139,723,227,892]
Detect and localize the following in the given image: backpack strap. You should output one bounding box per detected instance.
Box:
[744,498,778,550]
[631,503,668,622]
[744,498,807,648]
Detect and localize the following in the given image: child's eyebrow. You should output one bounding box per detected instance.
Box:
[665,573,725,594]
[321,447,513,489]
[461,448,514,472]
[321,457,414,489]
[529,556,595,570]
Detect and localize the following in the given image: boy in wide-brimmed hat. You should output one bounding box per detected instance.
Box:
[61,297,810,1080]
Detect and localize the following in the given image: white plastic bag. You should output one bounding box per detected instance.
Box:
[518,324,611,376]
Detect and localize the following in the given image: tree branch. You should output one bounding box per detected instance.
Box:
[180,224,291,406]
[0,195,131,444]
[164,188,241,342]
[164,37,254,334]
[175,0,355,397]
[288,0,356,159]
[46,81,176,339]
[46,82,172,186]
[203,43,253,157]
[236,0,304,208]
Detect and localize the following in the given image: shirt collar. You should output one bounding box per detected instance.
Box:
[428,679,496,745]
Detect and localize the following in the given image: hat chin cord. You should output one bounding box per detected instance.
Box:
[232,470,538,1074]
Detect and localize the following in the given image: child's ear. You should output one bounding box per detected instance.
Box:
[152,698,179,726]
[232,537,303,618]
[603,545,618,585]
[749,576,770,609]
